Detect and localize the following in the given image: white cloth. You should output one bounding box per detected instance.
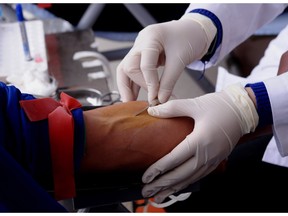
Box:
[262,137,288,167]
[6,61,57,97]
[185,3,287,71]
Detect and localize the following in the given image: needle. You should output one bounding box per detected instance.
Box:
[135,98,160,116]
[135,105,149,116]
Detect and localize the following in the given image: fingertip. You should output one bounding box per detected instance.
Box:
[141,188,157,198]
[148,102,175,118]
[120,98,129,103]
[158,91,171,104]
[154,195,166,204]
[147,106,159,117]
[142,171,155,184]
[149,98,160,106]
[119,94,132,103]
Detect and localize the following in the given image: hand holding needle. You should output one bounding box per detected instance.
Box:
[135,98,160,116]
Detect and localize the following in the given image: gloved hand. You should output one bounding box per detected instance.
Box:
[141,83,259,203]
[116,13,216,104]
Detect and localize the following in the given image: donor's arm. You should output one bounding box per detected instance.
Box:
[80,101,194,173]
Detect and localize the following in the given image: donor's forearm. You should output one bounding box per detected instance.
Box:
[80,101,194,173]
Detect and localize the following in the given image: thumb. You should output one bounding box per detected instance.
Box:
[148,99,194,118]
[147,100,181,118]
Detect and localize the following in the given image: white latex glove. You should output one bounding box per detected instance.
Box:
[141,83,259,203]
[117,13,216,104]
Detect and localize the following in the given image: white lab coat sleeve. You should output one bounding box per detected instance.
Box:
[263,73,288,157]
[184,3,287,71]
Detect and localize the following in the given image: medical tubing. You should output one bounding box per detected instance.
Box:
[245,82,273,127]
[189,8,223,62]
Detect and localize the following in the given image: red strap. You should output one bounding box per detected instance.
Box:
[49,107,75,200]
[37,3,52,8]
[20,98,60,121]
[20,93,82,200]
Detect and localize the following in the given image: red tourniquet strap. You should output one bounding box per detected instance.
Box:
[20,93,82,200]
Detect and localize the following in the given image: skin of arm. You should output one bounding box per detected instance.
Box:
[80,101,194,173]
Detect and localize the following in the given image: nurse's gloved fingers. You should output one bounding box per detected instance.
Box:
[142,141,221,200]
[116,54,144,101]
[157,53,187,104]
[116,69,139,101]
[140,48,161,104]
[152,164,217,204]
[142,153,201,197]
[142,133,201,186]
[147,99,195,118]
